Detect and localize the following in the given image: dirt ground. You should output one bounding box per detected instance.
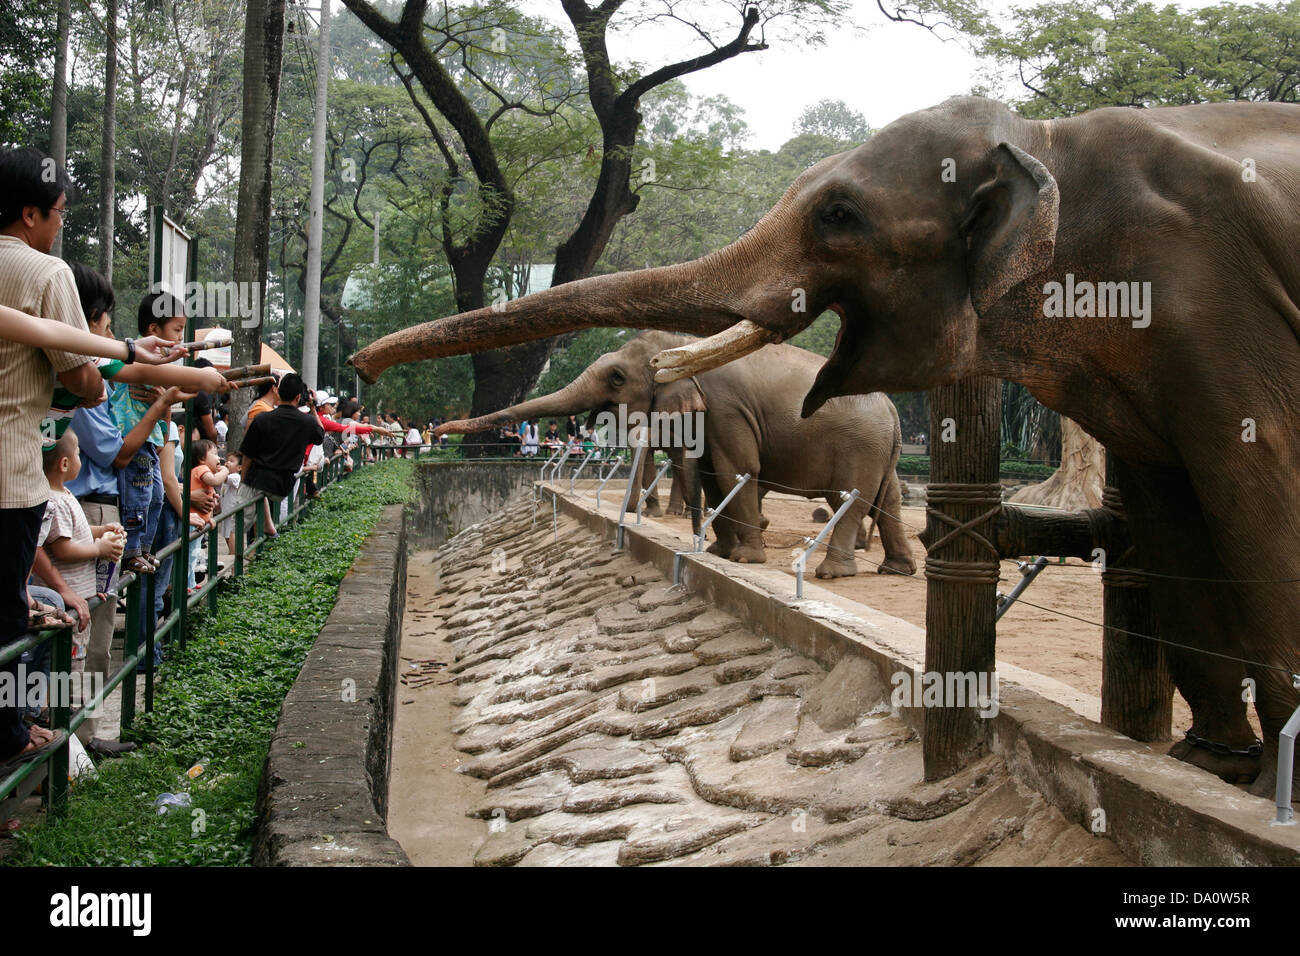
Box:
[387,554,487,866]
[647,493,1199,742]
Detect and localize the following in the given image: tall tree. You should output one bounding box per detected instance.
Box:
[50,0,71,258]
[229,0,287,446]
[99,0,118,280]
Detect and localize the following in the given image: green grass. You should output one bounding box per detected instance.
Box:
[7,458,414,866]
[897,455,1056,480]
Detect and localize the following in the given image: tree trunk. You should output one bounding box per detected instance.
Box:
[1009,417,1104,511]
[227,0,286,449]
[302,0,330,390]
[50,0,71,259]
[1100,455,1173,741]
[921,377,1002,781]
[98,0,118,280]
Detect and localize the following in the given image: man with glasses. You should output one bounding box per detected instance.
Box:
[0,147,105,767]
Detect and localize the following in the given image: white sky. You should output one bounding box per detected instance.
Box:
[517,0,1231,151]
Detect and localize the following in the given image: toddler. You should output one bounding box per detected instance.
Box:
[220,452,243,555]
[31,432,125,662]
[188,439,229,591]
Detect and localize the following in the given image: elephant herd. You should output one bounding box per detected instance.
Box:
[354,94,1300,799]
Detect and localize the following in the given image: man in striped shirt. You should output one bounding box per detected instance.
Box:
[0,147,104,765]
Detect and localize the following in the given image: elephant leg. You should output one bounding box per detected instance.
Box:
[874,473,917,576]
[699,469,737,558]
[641,452,663,517]
[815,495,864,578]
[758,487,769,530]
[711,468,765,564]
[1176,457,1300,797]
[665,449,686,515]
[1114,461,1260,784]
[855,519,869,550]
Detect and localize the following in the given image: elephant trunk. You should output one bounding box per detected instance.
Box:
[348,197,805,383]
[435,370,600,437]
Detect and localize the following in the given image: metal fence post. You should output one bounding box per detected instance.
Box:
[694,474,751,552]
[120,578,141,731]
[234,507,245,577]
[570,449,597,495]
[615,442,647,550]
[995,556,1049,621]
[1273,699,1300,825]
[637,458,674,526]
[47,626,71,815]
[793,488,860,600]
[595,458,622,512]
[144,572,157,713]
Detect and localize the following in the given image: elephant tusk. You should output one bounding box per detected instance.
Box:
[651,319,779,383]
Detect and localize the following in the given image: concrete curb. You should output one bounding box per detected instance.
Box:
[252,504,410,867]
[543,481,1300,866]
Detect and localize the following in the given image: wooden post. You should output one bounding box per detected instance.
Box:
[1100,454,1173,740]
[921,377,1002,780]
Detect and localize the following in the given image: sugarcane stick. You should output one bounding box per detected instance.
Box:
[230,375,275,390]
[176,337,231,353]
[223,363,271,381]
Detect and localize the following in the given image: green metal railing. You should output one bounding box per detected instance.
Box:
[0,443,400,815]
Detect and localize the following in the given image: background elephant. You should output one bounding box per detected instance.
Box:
[434,332,916,578]
[351,96,1300,794]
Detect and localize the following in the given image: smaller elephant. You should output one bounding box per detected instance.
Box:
[436,333,915,579]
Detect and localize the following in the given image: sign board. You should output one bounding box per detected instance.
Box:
[149,207,195,299]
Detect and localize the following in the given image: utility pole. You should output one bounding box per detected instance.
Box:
[301,0,330,390]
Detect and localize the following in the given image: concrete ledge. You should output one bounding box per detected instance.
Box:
[543,481,1300,867]
[253,505,410,867]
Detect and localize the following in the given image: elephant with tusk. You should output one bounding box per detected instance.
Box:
[433,332,917,579]
[351,95,1300,796]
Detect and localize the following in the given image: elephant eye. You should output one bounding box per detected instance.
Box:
[610,369,626,388]
[820,204,855,226]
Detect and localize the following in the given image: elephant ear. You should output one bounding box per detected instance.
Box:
[961,142,1059,314]
[651,375,709,416]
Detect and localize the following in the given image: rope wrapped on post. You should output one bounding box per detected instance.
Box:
[924,482,1003,585]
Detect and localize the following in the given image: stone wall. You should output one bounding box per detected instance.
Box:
[252,504,410,866]
[412,460,540,547]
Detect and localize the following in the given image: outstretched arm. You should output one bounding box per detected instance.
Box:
[0,304,178,363]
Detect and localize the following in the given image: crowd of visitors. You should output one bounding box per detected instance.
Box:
[0,145,403,776]
[496,415,603,457]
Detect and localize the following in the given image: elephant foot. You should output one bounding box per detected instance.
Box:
[644,501,663,518]
[706,540,734,559]
[730,544,768,564]
[855,528,870,550]
[760,516,770,530]
[878,554,917,576]
[664,504,685,516]
[815,555,859,579]
[1168,736,1261,786]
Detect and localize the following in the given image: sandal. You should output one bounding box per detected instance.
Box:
[142,553,162,572]
[28,601,71,632]
[123,556,155,575]
[0,728,67,775]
